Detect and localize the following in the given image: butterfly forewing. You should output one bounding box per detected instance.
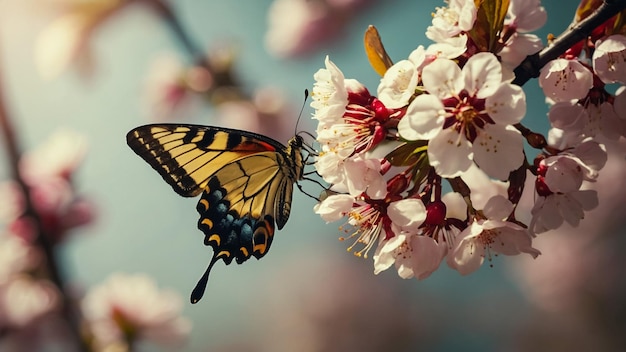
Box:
[126,124,304,304]
[126,124,281,197]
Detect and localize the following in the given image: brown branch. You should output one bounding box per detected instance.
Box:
[513,0,626,85]
[140,0,247,103]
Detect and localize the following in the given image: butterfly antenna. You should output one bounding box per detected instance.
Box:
[297,182,321,202]
[294,89,309,137]
[190,255,219,304]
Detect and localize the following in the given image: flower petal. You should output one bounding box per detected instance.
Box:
[428,128,473,178]
[447,223,484,275]
[486,83,526,125]
[463,52,502,98]
[409,236,446,280]
[422,58,463,99]
[593,34,626,84]
[387,198,426,232]
[399,94,445,140]
[482,195,514,220]
[473,125,524,180]
[377,60,418,109]
[314,194,354,222]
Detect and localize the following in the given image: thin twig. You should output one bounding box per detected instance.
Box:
[141,0,247,102]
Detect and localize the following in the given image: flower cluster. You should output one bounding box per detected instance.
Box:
[0,129,92,349]
[1,129,94,244]
[311,0,623,279]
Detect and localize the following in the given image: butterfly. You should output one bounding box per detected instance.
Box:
[126,124,304,303]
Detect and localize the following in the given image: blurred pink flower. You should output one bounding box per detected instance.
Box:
[0,129,94,244]
[82,273,191,350]
[249,251,430,352]
[35,0,130,79]
[6,178,95,244]
[19,128,87,182]
[216,86,296,142]
[265,0,372,58]
[0,276,59,329]
[142,53,213,121]
[511,139,626,312]
[0,234,40,284]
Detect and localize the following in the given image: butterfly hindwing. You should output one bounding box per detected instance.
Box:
[126,124,304,304]
[196,177,277,265]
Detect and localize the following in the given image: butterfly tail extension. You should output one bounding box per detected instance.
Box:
[190,255,219,304]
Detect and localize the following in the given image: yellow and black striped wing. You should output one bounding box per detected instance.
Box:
[126,124,289,197]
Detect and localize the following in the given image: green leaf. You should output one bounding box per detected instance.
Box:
[385,141,428,167]
[470,0,510,52]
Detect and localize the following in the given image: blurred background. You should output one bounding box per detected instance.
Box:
[0,0,625,351]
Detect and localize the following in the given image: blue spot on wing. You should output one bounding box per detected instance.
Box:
[196,178,275,266]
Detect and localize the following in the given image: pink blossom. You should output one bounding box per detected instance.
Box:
[0,276,58,329]
[82,273,191,349]
[448,196,540,275]
[499,33,544,69]
[314,194,353,223]
[19,129,87,182]
[506,0,547,32]
[549,98,625,143]
[539,59,593,102]
[265,0,371,58]
[312,56,399,192]
[142,54,209,121]
[398,53,525,179]
[512,139,626,312]
[374,233,446,280]
[35,0,130,79]
[426,0,477,42]
[0,234,40,284]
[315,188,427,259]
[311,56,349,129]
[592,34,626,84]
[377,60,419,109]
[341,157,387,199]
[530,189,599,234]
[529,143,606,235]
[1,130,94,244]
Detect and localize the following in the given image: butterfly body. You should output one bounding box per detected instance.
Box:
[126,124,304,303]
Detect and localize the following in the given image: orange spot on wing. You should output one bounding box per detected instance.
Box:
[217,250,231,258]
[239,247,249,257]
[253,243,267,254]
[232,141,276,152]
[208,233,220,245]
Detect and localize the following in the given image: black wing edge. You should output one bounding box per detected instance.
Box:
[126,125,203,197]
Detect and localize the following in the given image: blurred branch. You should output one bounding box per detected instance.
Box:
[0,41,88,352]
[513,0,626,85]
[142,0,248,102]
